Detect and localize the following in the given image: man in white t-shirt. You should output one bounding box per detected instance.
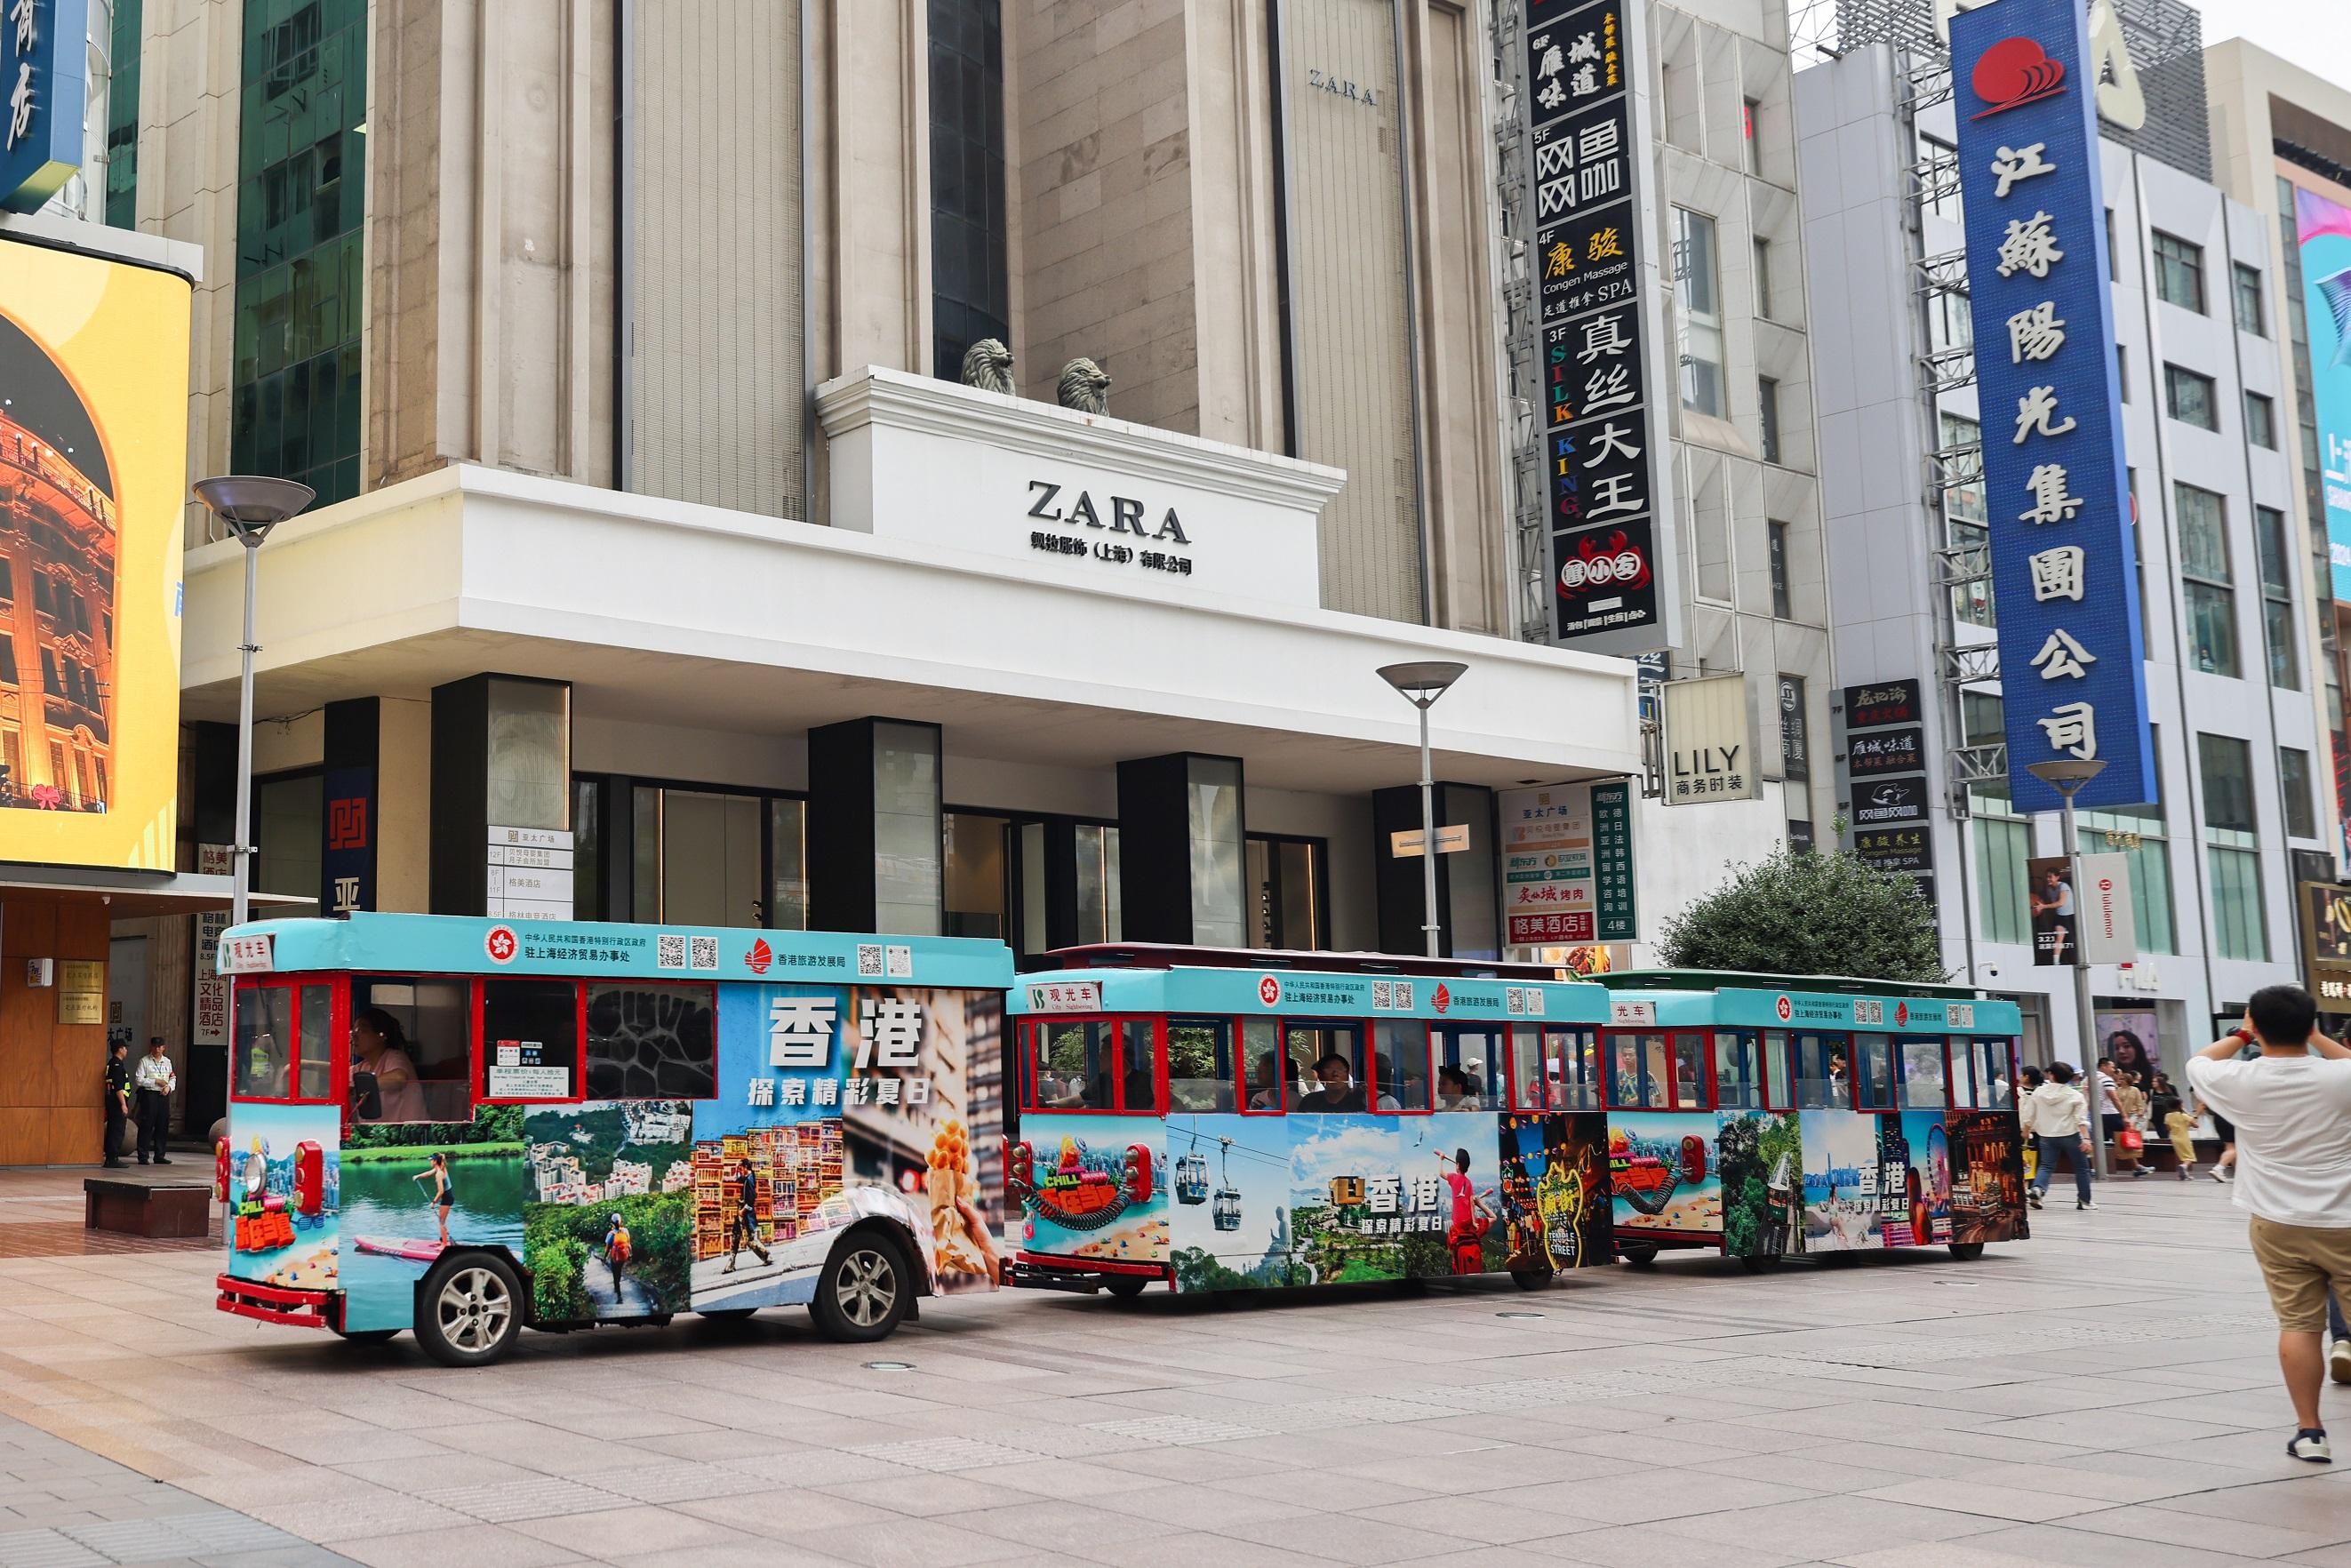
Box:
[2185,984,2351,1463]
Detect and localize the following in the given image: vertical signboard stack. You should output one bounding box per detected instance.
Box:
[1842,679,1935,904]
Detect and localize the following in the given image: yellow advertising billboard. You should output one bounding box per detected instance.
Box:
[0,239,191,868]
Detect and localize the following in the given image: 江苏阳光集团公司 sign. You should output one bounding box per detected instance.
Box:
[1950,0,2154,815]
[1,0,88,212]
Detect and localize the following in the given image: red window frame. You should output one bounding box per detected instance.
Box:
[1284,1017,1373,1113]
[1761,1028,1795,1112]
[228,975,344,1107]
[1236,1014,1287,1115]
[475,975,592,1106]
[1371,1019,1435,1115]
[1511,1024,1602,1113]
[1891,1034,1955,1112]
[1667,1029,1714,1110]
[1022,1014,1161,1114]
[1164,1014,1242,1115]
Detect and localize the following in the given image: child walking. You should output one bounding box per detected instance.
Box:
[2164,1100,2198,1180]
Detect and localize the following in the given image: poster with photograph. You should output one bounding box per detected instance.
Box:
[2093,1008,2161,1088]
[1017,1113,1170,1271]
[2028,854,2077,965]
[522,1101,694,1322]
[1288,1112,1505,1284]
[1799,1110,1884,1251]
[339,1111,527,1332]
[1608,1114,1722,1236]
[1497,1112,1611,1273]
[1947,1109,2029,1244]
[1717,1111,1803,1258]
[1167,1114,1295,1290]
[223,1102,340,1294]
[1881,1112,1953,1248]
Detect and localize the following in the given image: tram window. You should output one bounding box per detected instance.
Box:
[296,986,332,1100]
[1854,1035,1896,1110]
[1608,1033,1668,1108]
[1715,1031,1761,1110]
[585,982,717,1100]
[1434,1027,1500,1110]
[1763,1029,1792,1110]
[1671,1034,1708,1108]
[1036,1019,1151,1111]
[1976,1039,2016,1107]
[234,986,296,1100]
[1898,1038,1947,1108]
[1795,1032,1847,1108]
[352,975,473,1123]
[1167,1018,1235,1112]
[1291,1022,1376,1112]
[1375,1021,1433,1111]
[481,979,582,1100]
[1241,1016,1286,1111]
[1553,1028,1600,1108]
[1949,1036,1976,1108]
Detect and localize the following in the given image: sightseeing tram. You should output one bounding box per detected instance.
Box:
[211,914,1012,1364]
[1004,946,1621,1295]
[1587,972,2028,1264]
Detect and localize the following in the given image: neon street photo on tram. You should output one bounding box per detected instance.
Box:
[212,914,1013,1364]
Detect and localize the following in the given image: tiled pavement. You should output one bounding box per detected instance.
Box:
[1,1164,2348,1567]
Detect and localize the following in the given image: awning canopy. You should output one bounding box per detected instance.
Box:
[0,864,316,918]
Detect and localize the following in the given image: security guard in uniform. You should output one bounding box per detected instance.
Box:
[102,1041,131,1168]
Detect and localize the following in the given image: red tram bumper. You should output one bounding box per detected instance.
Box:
[1007,1251,1167,1292]
[215,1273,336,1330]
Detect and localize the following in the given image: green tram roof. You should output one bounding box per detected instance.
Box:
[1593,968,1992,1001]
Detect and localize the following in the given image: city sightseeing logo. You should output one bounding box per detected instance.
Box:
[1970,36,2067,119]
[745,938,773,976]
[1557,532,1651,600]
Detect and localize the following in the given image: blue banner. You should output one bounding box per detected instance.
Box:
[2299,188,2351,601]
[1951,0,2154,814]
[0,0,87,213]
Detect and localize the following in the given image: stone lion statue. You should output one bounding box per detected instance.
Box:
[959,338,1014,394]
[1057,357,1111,415]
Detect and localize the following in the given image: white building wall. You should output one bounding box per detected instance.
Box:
[1797,46,2308,1076]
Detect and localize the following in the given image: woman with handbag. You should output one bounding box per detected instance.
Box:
[2113,1070,2149,1178]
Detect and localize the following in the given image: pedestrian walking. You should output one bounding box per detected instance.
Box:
[2165,1099,2199,1181]
[2025,1062,2094,1211]
[101,1042,131,1168]
[2114,1070,2148,1178]
[722,1157,771,1273]
[132,1037,175,1165]
[2183,986,2351,1462]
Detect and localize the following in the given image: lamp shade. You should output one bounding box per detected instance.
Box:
[1377,660,1468,700]
[192,475,316,540]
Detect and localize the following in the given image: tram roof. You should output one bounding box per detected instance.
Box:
[1015,956,1611,1023]
[217,913,1014,989]
[1594,968,1989,1001]
[1040,943,1597,980]
[1595,971,2023,1036]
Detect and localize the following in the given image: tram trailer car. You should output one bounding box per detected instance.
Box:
[212,914,1013,1364]
[1589,972,2030,1265]
[1004,947,1625,1296]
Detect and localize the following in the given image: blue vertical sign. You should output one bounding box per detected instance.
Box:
[0,0,86,213]
[1952,0,2154,814]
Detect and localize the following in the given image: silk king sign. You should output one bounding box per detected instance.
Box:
[1951,0,2153,814]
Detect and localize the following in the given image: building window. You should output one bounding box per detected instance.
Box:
[1919,132,1960,222]
[1971,781,2031,948]
[2104,207,2117,282]
[928,0,1010,382]
[2282,747,2317,839]
[1767,519,1792,619]
[2197,732,2266,962]
[2232,261,2266,336]
[2151,230,2205,313]
[1942,412,1992,628]
[2244,391,2276,449]
[2115,343,2128,402]
[2163,364,2217,429]
[104,0,143,229]
[2176,483,2236,677]
[1674,209,1724,418]
[2257,504,2299,691]
[2079,729,2176,956]
[1743,97,1762,175]
[1930,286,1972,355]
[1246,835,1326,950]
[1753,237,1772,320]
[231,0,367,506]
[1757,377,1782,465]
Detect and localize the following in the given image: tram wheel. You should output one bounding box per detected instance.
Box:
[1619,1244,1659,1268]
[1946,1242,1986,1261]
[1103,1276,1148,1299]
[810,1231,912,1342]
[1509,1268,1555,1292]
[415,1252,524,1368]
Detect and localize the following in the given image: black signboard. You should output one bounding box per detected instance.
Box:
[1851,773,1930,830]
[1845,724,1925,780]
[1526,0,1663,647]
[1852,827,1931,876]
[1843,679,1923,732]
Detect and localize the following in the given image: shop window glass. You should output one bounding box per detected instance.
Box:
[1291,1022,1372,1112]
[234,986,295,1100]
[1899,1039,1947,1108]
[1715,1031,1761,1110]
[1241,1016,1285,1110]
[351,976,472,1123]
[1435,1028,1502,1110]
[481,979,581,1100]
[584,983,716,1100]
[1375,1021,1431,1111]
[1167,1018,1234,1113]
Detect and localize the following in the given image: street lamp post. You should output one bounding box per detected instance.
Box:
[193,477,315,928]
[1378,661,1468,957]
[2027,756,2108,1184]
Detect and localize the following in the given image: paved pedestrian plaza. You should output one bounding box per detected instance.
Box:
[0,1166,2345,1568]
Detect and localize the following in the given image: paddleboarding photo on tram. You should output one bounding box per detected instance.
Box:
[212,914,1013,1364]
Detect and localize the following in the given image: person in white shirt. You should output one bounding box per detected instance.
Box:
[2022,1062,2093,1211]
[132,1036,176,1165]
[2185,985,2351,1464]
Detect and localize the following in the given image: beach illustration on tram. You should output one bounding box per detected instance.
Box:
[216,915,1013,1364]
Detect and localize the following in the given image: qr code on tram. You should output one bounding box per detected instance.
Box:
[657,933,686,971]
[689,936,719,971]
[858,943,885,979]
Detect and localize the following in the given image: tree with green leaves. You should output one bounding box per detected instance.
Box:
[1658,840,1947,984]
